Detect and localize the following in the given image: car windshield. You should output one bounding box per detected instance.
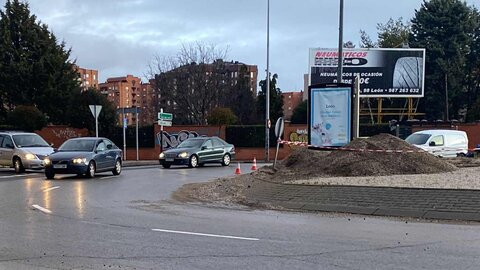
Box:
[12,134,50,148]
[59,139,96,152]
[405,133,431,145]
[177,139,205,148]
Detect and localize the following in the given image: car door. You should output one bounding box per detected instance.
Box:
[198,139,215,162]
[0,135,7,166]
[103,139,117,169]
[94,140,108,170]
[0,135,15,167]
[212,138,226,161]
[427,135,445,156]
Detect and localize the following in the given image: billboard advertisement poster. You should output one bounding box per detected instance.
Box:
[309,48,425,98]
[308,84,353,147]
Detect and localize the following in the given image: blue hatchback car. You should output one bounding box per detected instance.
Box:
[44,137,122,179]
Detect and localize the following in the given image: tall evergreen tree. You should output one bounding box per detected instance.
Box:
[410,0,478,120]
[256,73,284,125]
[0,0,81,124]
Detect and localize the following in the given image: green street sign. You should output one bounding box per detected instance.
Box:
[158,112,173,121]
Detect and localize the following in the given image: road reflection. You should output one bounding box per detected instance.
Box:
[76,181,84,218]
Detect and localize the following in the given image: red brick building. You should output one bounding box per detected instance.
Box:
[74,65,99,90]
[99,75,158,126]
[282,91,304,120]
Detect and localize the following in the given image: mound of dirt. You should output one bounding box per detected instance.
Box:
[278,133,457,177]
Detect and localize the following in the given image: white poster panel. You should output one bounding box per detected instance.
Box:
[310,87,351,147]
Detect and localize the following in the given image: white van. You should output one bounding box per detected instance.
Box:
[405,129,468,157]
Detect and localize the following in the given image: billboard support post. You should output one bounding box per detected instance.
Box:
[353,75,360,138]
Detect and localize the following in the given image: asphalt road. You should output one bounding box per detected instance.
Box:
[0,164,479,270]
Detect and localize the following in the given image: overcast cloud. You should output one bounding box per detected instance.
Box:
[7,0,479,92]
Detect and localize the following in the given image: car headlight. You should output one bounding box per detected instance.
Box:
[44,158,51,165]
[178,152,188,158]
[159,152,165,159]
[25,153,36,160]
[73,158,87,165]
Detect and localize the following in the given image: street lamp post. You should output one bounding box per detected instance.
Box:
[337,0,344,83]
[265,0,270,163]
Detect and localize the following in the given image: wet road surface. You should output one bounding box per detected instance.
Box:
[0,165,479,269]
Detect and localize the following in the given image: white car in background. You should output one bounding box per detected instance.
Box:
[405,129,469,158]
[0,132,54,173]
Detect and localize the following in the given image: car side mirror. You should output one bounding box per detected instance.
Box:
[5,144,14,149]
[201,146,207,150]
[53,148,58,152]
[107,144,112,149]
[429,141,436,146]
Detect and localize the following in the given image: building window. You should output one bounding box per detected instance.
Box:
[250,72,254,78]
[93,74,96,80]
[86,74,89,78]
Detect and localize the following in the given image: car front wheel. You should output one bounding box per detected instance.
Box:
[86,161,96,178]
[188,155,198,168]
[221,154,231,166]
[112,159,122,175]
[14,158,25,174]
[162,163,171,169]
[45,169,55,180]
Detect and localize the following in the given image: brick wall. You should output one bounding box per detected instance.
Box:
[35,126,89,148]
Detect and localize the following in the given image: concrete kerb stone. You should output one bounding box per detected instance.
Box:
[245,177,480,222]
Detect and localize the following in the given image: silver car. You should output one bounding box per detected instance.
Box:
[0,132,54,173]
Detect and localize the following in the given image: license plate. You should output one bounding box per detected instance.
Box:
[166,158,174,162]
[53,164,67,169]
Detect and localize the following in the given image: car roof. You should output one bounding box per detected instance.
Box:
[67,137,107,140]
[413,129,467,135]
[0,131,40,136]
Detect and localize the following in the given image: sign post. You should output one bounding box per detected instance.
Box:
[89,105,102,137]
[123,108,126,160]
[157,110,173,154]
[273,117,285,168]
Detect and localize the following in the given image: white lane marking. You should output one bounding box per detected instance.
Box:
[0,174,37,179]
[32,204,52,214]
[100,176,119,180]
[43,186,60,192]
[151,229,259,241]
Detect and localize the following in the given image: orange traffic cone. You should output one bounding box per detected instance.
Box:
[235,162,242,175]
[251,157,257,171]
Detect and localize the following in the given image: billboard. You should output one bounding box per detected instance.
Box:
[308,84,353,147]
[309,48,425,97]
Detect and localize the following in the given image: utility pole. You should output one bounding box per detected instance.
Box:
[265,0,270,162]
[337,0,344,83]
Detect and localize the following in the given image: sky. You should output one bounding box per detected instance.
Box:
[8,0,480,92]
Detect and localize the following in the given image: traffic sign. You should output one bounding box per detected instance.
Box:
[89,105,102,118]
[275,117,285,138]
[158,120,172,126]
[158,112,173,121]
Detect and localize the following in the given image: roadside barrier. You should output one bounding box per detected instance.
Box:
[251,157,257,171]
[277,140,477,154]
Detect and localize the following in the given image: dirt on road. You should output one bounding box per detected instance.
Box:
[173,133,461,205]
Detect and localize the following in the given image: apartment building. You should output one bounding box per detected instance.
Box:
[74,65,99,90]
[282,91,304,120]
[99,75,157,126]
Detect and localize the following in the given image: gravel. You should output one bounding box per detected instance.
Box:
[172,134,479,205]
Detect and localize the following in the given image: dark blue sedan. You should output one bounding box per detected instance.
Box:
[44,137,123,179]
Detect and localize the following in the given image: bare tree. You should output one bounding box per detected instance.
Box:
[148,42,232,125]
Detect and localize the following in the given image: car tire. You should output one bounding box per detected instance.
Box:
[188,155,198,168]
[162,163,171,169]
[86,161,96,178]
[13,158,25,174]
[221,154,231,166]
[45,169,55,180]
[112,159,122,175]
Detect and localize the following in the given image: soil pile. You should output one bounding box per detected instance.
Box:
[279,133,457,177]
